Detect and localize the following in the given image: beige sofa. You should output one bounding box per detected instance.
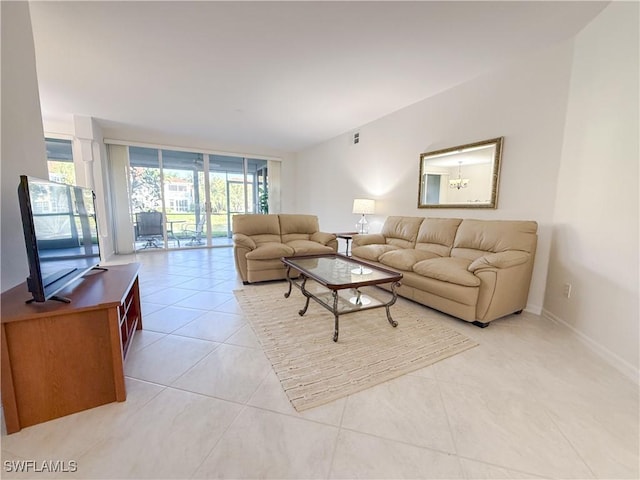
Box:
[351,216,538,327]
[232,214,338,283]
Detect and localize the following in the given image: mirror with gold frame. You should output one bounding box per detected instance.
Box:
[418,137,503,209]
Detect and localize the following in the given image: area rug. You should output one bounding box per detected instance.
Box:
[234,282,478,411]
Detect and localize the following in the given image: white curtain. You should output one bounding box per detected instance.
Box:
[107,144,135,254]
[267,159,281,213]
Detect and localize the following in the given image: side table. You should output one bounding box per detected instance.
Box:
[335,232,359,256]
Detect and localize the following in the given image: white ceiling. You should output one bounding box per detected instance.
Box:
[29,1,607,153]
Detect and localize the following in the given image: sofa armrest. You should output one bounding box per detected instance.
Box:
[310,231,337,246]
[232,233,257,250]
[352,233,386,248]
[468,251,529,272]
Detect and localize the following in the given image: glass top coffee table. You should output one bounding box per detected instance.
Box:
[281,254,403,342]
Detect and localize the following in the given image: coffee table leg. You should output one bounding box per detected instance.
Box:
[332,291,340,342]
[298,276,311,316]
[385,281,401,328]
[385,307,398,328]
[284,266,293,298]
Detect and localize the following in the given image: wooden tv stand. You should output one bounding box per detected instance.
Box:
[1,263,142,434]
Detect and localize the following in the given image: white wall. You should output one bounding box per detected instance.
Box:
[1,2,48,292]
[295,41,576,314]
[544,2,639,377]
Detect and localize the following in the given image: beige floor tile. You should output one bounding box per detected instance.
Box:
[174,290,235,310]
[138,274,191,289]
[439,380,595,479]
[172,343,272,403]
[140,299,167,316]
[215,297,245,315]
[128,329,166,354]
[142,305,206,334]
[72,387,242,479]
[204,268,239,281]
[545,398,639,479]
[405,363,438,380]
[341,374,456,453]
[430,342,531,395]
[194,406,339,479]
[173,310,245,342]
[1,379,164,467]
[224,323,262,348]
[329,429,464,479]
[125,334,218,385]
[139,287,197,305]
[211,279,245,292]
[458,458,544,479]
[172,276,219,290]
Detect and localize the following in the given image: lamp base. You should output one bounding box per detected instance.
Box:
[356,215,369,234]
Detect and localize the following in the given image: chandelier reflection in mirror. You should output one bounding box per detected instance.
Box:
[449,161,469,190]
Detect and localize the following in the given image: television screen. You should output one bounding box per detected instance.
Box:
[18,175,102,303]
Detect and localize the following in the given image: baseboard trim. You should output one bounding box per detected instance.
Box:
[542,308,639,385]
[525,303,543,315]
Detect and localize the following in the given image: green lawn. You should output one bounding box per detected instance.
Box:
[165,212,231,238]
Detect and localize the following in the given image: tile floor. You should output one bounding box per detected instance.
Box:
[2,248,638,479]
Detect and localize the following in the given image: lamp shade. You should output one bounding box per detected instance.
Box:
[352,198,375,215]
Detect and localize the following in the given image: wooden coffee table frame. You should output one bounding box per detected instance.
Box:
[282,254,403,342]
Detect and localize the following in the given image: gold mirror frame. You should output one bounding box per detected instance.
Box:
[418,137,503,209]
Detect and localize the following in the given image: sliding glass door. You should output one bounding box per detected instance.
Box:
[161,150,203,248]
[129,147,165,251]
[126,147,269,251]
[205,155,268,246]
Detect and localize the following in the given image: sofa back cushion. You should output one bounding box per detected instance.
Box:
[415,218,462,257]
[381,216,424,249]
[279,214,320,243]
[451,219,538,260]
[232,214,281,245]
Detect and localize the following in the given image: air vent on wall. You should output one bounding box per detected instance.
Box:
[353,132,360,145]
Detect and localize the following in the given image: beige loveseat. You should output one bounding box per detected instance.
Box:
[232,214,338,284]
[352,217,538,327]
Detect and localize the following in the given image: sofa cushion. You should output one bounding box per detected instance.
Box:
[279,214,320,243]
[379,249,440,271]
[415,218,462,257]
[452,220,538,260]
[311,231,337,246]
[412,257,480,287]
[401,271,480,307]
[246,242,294,260]
[285,240,334,255]
[352,233,386,248]
[283,233,311,242]
[381,216,424,249]
[232,233,256,250]
[352,244,400,262]
[468,250,530,272]
[232,214,281,238]
[250,233,283,245]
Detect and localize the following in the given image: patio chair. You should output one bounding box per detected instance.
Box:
[183,217,206,246]
[135,211,163,248]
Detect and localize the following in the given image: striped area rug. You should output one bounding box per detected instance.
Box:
[234,282,478,411]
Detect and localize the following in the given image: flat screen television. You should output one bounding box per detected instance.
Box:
[18,175,102,303]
